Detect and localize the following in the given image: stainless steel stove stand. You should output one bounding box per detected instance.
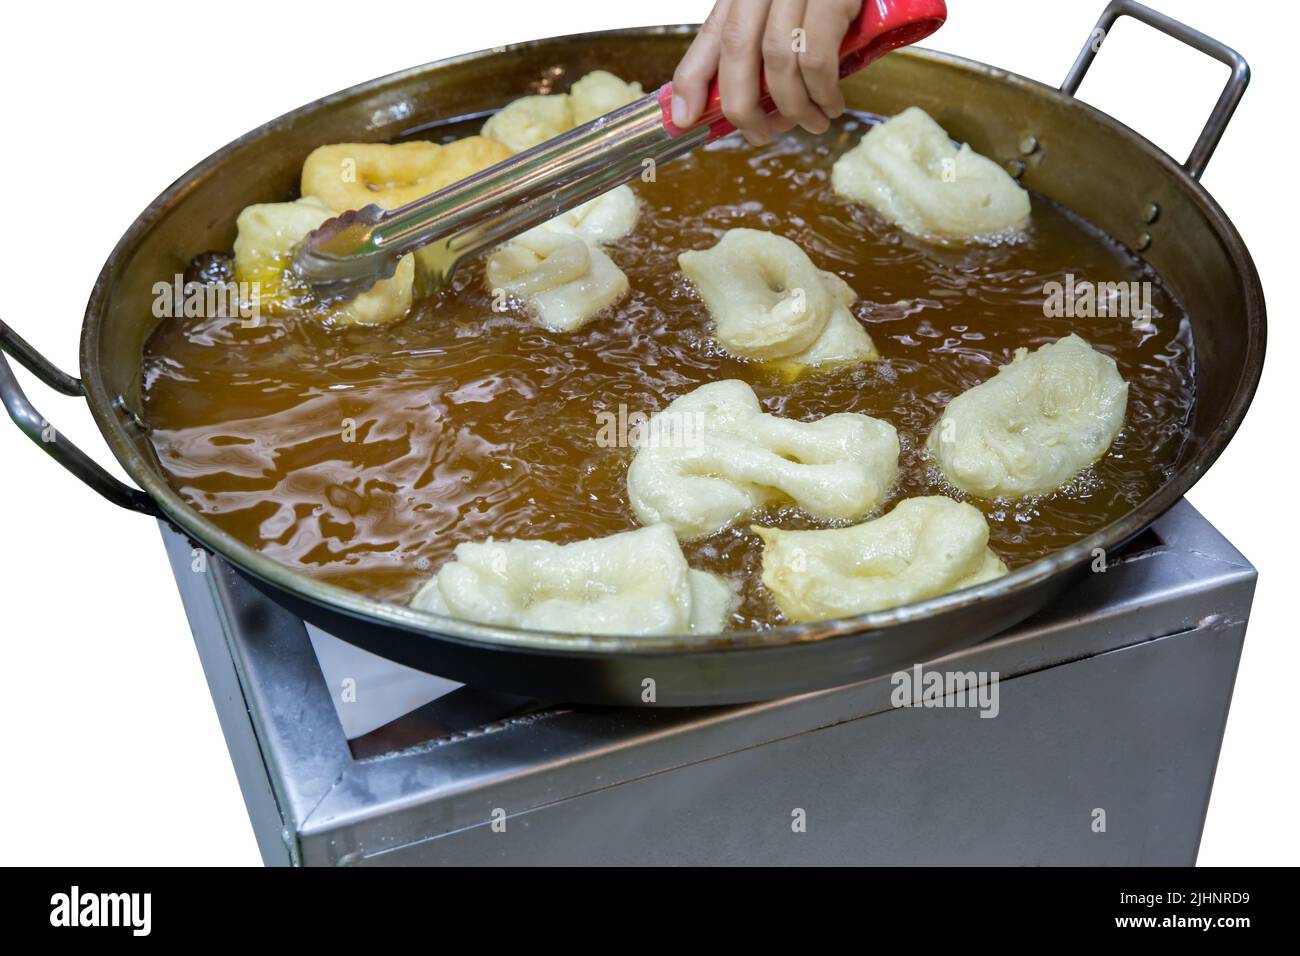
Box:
[164,499,1253,866]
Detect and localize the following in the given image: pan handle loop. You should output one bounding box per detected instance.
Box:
[1062,0,1249,180]
[0,319,157,516]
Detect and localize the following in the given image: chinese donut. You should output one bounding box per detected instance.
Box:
[754,496,1008,622]
[925,334,1129,499]
[531,184,640,244]
[233,195,414,327]
[409,523,735,636]
[484,185,639,331]
[485,230,629,332]
[677,229,878,367]
[569,70,645,125]
[626,379,899,539]
[831,106,1030,242]
[300,137,510,212]
[482,70,644,154]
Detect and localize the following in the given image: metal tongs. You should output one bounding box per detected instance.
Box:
[292,0,947,301]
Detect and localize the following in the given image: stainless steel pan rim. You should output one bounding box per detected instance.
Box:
[3,9,1265,674]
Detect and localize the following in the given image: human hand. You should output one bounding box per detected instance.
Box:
[670,0,864,146]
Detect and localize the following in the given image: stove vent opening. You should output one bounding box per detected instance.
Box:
[1115,526,1165,559]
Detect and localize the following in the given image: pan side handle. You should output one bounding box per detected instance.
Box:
[1062,0,1249,181]
[0,319,157,516]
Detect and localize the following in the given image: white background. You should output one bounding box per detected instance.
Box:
[0,0,1289,865]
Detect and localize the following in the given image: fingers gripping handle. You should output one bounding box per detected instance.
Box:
[657,0,948,140]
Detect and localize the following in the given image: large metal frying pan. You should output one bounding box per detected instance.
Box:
[0,1,1264,705]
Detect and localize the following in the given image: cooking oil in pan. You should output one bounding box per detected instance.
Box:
[140,118,1196,629]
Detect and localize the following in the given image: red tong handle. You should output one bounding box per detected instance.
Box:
[657,0,947,140]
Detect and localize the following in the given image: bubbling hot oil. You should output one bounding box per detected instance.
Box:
[141,118,1195,629]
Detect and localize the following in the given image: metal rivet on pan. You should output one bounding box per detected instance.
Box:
[1143,202,1160,224]
[1135,232,1152,252]
[1019,134,1039,155]
[113,394,147,429]
[1004,158,1025,179]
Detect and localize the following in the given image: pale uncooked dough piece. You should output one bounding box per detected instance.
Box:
[780,268,879,367]
[409,523,736,636]
[300,137,510,212]
[483,185,637,331]
[678,229,878,366]
[754,495,1008,622]
[926,333,1129,499]
[482,71,643,153]
[485,230,628,331]
[569,70,645,125]
[532,185,640,244]
[831,106,1031,242]
[233,195,414,326]
[482,93,574,153]
[627,379,899,539]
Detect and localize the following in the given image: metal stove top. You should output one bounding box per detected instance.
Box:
[164,498,1253,866]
